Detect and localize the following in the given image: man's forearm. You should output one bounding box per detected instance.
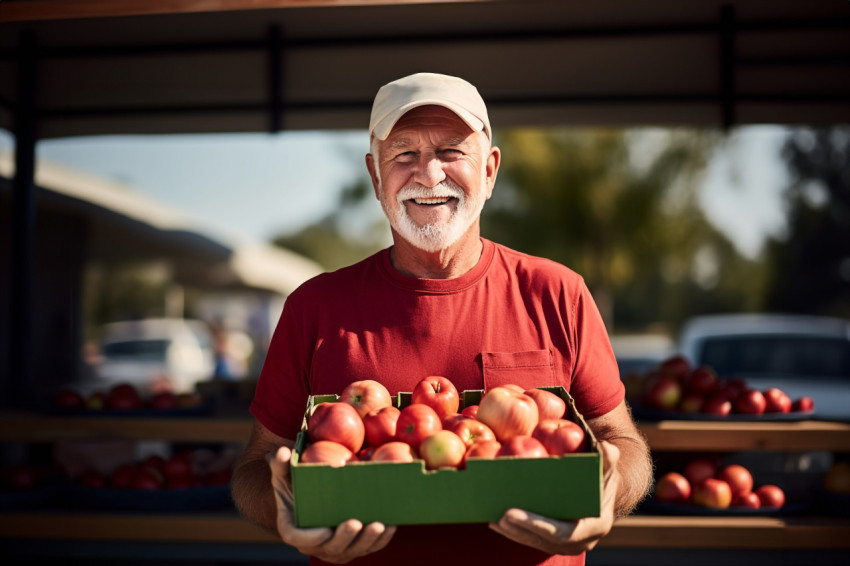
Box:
[606,433,653,517]
[231,457,279,534]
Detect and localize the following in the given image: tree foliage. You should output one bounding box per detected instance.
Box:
[764,127,850,317]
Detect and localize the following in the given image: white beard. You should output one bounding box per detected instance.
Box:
[380,177,487,253]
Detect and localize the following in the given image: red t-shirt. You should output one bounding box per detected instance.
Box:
[251,238,624,566]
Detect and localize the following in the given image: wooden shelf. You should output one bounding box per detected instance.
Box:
[1,511,848,549]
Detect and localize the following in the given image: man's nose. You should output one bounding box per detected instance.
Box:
[412,154,446,188]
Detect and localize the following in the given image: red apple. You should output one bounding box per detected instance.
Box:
[340,379,392,419]
[78,469,107,488]
[395,403,442,451]
[363,406,401,447]
[54,388,84,409]
[654,472,692,503]
[461,404,479,418]
[476,386,540,442]
[791,396,815,413]
[716,464,754,497]
[308,401,365,453]
[732,491,762,509]
[658,355,691,381]
[715,378,747,400]
[681,365,718,395]
[692,478,732,509]
[411,376,460,420]
[163,452,194,484]
[300,440,353,468]
[356,446,375,462]
[678,392,705,414]
[531,418,586,456]
[110,464,138,489]
[143,455,167,475]
[683,458,718,487]
[755,484,785,508]
[132,467,164,490]
[370,441,416,463]
[524,388,566,421]
[419,430,467,470]
[150,392,179,410]
[107,383,142,410]
[643,375,682,411]
[763,387,792,413]
[734,389,767,415]
[464,439,502,461]
[496,436,548,458]
[443,416,496,447]
[701,394,732,417]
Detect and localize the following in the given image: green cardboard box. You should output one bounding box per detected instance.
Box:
[291,386,602,527]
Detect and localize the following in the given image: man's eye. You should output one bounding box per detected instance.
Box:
[394,151,417,163]
[440,149,464,160]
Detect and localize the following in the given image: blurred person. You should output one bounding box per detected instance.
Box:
[231,73,652,565]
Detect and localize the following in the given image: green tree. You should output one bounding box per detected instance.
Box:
[764,127,850,317]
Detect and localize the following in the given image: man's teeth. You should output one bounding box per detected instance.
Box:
[412,197,452,205]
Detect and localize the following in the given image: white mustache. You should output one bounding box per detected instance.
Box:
[396,181,464,203]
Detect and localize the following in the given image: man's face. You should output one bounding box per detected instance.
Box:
[367,105,499,253]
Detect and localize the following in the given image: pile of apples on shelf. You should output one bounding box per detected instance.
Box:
[53,383,207,412]
[655,457,786,510]
[625,355,814,417]
[301,377,589,471]
[75,448,234,491]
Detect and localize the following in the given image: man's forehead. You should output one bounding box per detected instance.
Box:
[388,105,475,137]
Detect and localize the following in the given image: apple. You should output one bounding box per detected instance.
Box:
[443,416,496,447]
[496,436,548,458]
[395,403,442,451]
[658,355,691,381]
[523,388,566,420]
[755,484,785,508]
[340,379,392,419]
[531,418,586,456]
[300,440,353,468]
[464,439,501,461]
[691,478,732,509]
[54,388,84,409]
[363,406,401,447]
[107,383,142,410]
[476,386,540,442]
[654,472,691,503]
[143,455,167,474]
[681,366,718,395]
[791,396,815,413]
[163,452,194,484]
[732,491,761,509]
[715,378,747,401]
[502,384,526,394]
[822,462,850,494]
[85,392,107,410]
[308,401,365,453]
[78,469,107,488]
[716,464,754,497]
[461,404,479,418]
[411,376,460,420]
[643,375,682,411]
[701,394,732,417]
[734,389,767,415]
[677,392,705,414]
[110,464,138,488]
[763,387,792,413]
[132,466,164,490]
[419,430,467,470]
[370,441,416,463]
[683,458,717,487]
[150,392,179,410]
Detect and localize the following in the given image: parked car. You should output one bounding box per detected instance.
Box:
[87,318,216,395]
[677,313,850,422]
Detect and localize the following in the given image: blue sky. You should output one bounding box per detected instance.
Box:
[0,125,789,259]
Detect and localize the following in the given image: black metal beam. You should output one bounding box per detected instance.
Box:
[9,29,38,409]
[720,4,737,130]
[267,25,282,134]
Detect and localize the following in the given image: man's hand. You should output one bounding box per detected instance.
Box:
[269,446,396,564]
[488,441,620,555]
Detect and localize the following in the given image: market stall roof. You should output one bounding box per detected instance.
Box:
[1,0,849,140]
[0,150,325,296]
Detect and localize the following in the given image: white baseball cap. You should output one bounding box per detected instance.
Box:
[369,72,491,141]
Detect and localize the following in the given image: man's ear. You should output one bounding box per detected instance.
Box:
[365,153,381,199]
[485,145,501,199]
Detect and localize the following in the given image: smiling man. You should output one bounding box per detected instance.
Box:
[231,73,653,566]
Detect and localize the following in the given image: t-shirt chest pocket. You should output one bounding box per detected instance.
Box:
[481,349,558,391]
